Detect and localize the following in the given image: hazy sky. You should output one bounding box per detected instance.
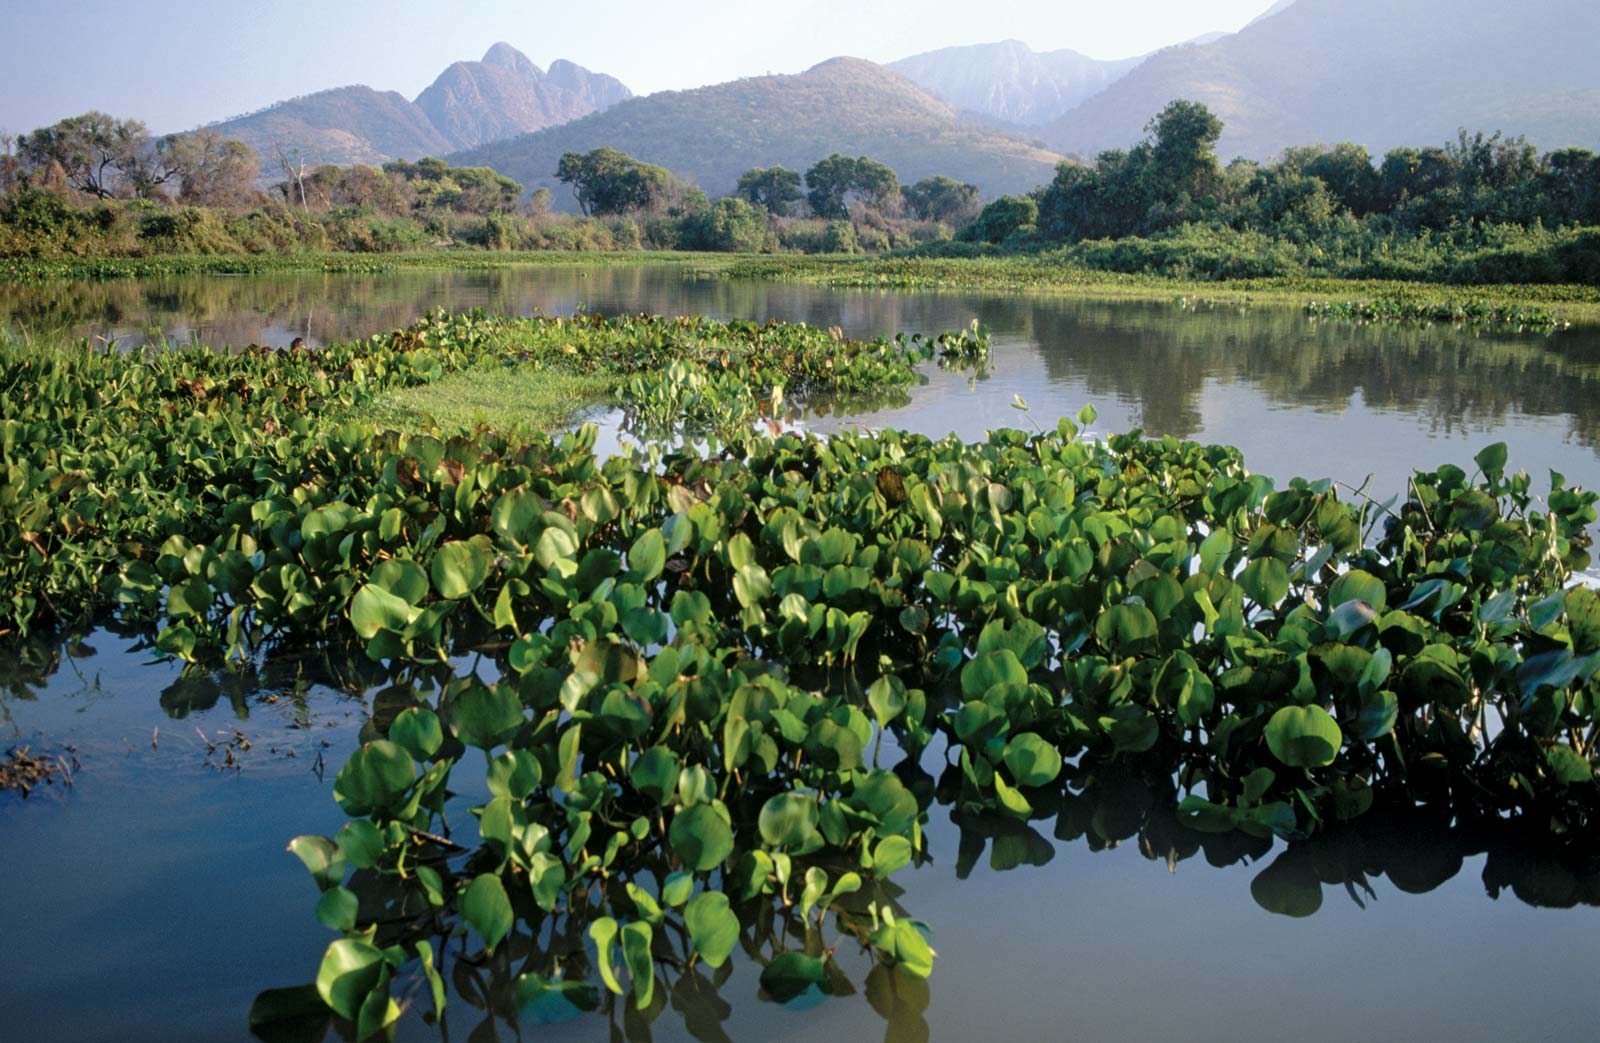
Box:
[1,0,1283,134]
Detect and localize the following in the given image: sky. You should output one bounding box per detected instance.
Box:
[0,0,1283,134]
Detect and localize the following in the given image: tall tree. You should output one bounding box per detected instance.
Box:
[556,147,675,215]
[804,154,858,219]
[161,129,260,209]
[1145,99,1223,203]
[18,112,171,198]
[734,166,803,215]
[902,176,980,224]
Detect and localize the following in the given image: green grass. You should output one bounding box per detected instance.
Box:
[715,254,1600,324]
[0,250,739,285]
[348,362,615,436]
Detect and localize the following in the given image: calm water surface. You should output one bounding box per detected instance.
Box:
[2,264,1597,1042]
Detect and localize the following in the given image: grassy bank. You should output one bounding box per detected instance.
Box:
[0,250,737,285]
[6,248,1600,327]
[715,254,1600,325]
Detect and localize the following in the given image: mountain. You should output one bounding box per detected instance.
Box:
[546,60,632,112]
[209,86,456,167]
[1041,0,1600,161]
[452,58,1068,207]
[417,56,591,149]
[209,44,631,167]
[888,41,1143,127]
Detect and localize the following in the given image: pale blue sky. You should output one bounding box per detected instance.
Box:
[1,0,1282,134]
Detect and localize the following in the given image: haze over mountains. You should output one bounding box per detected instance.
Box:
[208,43,631,167]
[887,41,1143,128]
[1040,0,1600,160]
[198,0,1600,200]
[454,58,1066,205]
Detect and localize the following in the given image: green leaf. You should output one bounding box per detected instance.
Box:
[349,583,416,639]
[315,886,359,932]
[1240,558,1291,607]
[1264,704,1344,768]
[869,917,936,978]
[389,708,443,761]
[430,540,492,600]
[450,684,525,750]
[620,921,655,1010]
[627,529,666,583]
[669,803,734,872]
[462,873,514,954]
[1001,733,1062,788]
[1475,441,1508,476]
[590,917,624,995]
[332,741,415,817]
[960,649,1028,698]
[758,792,820,849]
[684,891,740,968]
[1095,603,1159,653]
[287,835,346,892]
[630,746,680,805]
[1546,745,1595,785]
[315,938,385,1020]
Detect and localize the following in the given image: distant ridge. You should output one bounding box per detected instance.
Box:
[208,43,631,167]
[452,57,1068,207]
[1041,0,1600,160]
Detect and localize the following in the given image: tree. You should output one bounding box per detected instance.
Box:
[902,176,980,224]
[161,130,260,209]
[684,197,769,252]
[0,131,19,197]
[1145,100,1223,203]
[556,148,676,216]
[735,166,803,215]
[969,195,1038,243]
[17,112,174,198]
[1300,143,1379,216]
[804,154,901,220]
[804,154,857,219]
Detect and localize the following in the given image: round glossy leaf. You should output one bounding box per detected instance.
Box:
[684,891,739,968]
[315,938,386,1020]
[389,708,443,761]
[1264,705,1344,768]
[1001,733,1062,788]
[332,741,415,816]
[669,803,734,872]
[349,583,416,639]
[1240,558,1291,607]
[450,684,525,750]
[430,540,492,600]
[960,650,1028,698]
[758,792,820,849]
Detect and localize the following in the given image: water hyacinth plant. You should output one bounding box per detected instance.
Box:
[2,310,1597,1038]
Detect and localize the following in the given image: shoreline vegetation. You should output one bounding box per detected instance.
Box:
[2,101,1596,330]
[4,250,1597,328]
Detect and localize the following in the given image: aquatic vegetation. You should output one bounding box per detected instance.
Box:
[1304,296,1570,330]
[2,311,1598,1038]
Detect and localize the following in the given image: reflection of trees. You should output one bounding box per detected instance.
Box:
[1029,298,1600,448]
[7,268,1600,447]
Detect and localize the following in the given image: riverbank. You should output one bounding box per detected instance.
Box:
[7,249,1597,327]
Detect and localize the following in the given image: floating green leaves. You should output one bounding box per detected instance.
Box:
[1264,705,1344,769]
